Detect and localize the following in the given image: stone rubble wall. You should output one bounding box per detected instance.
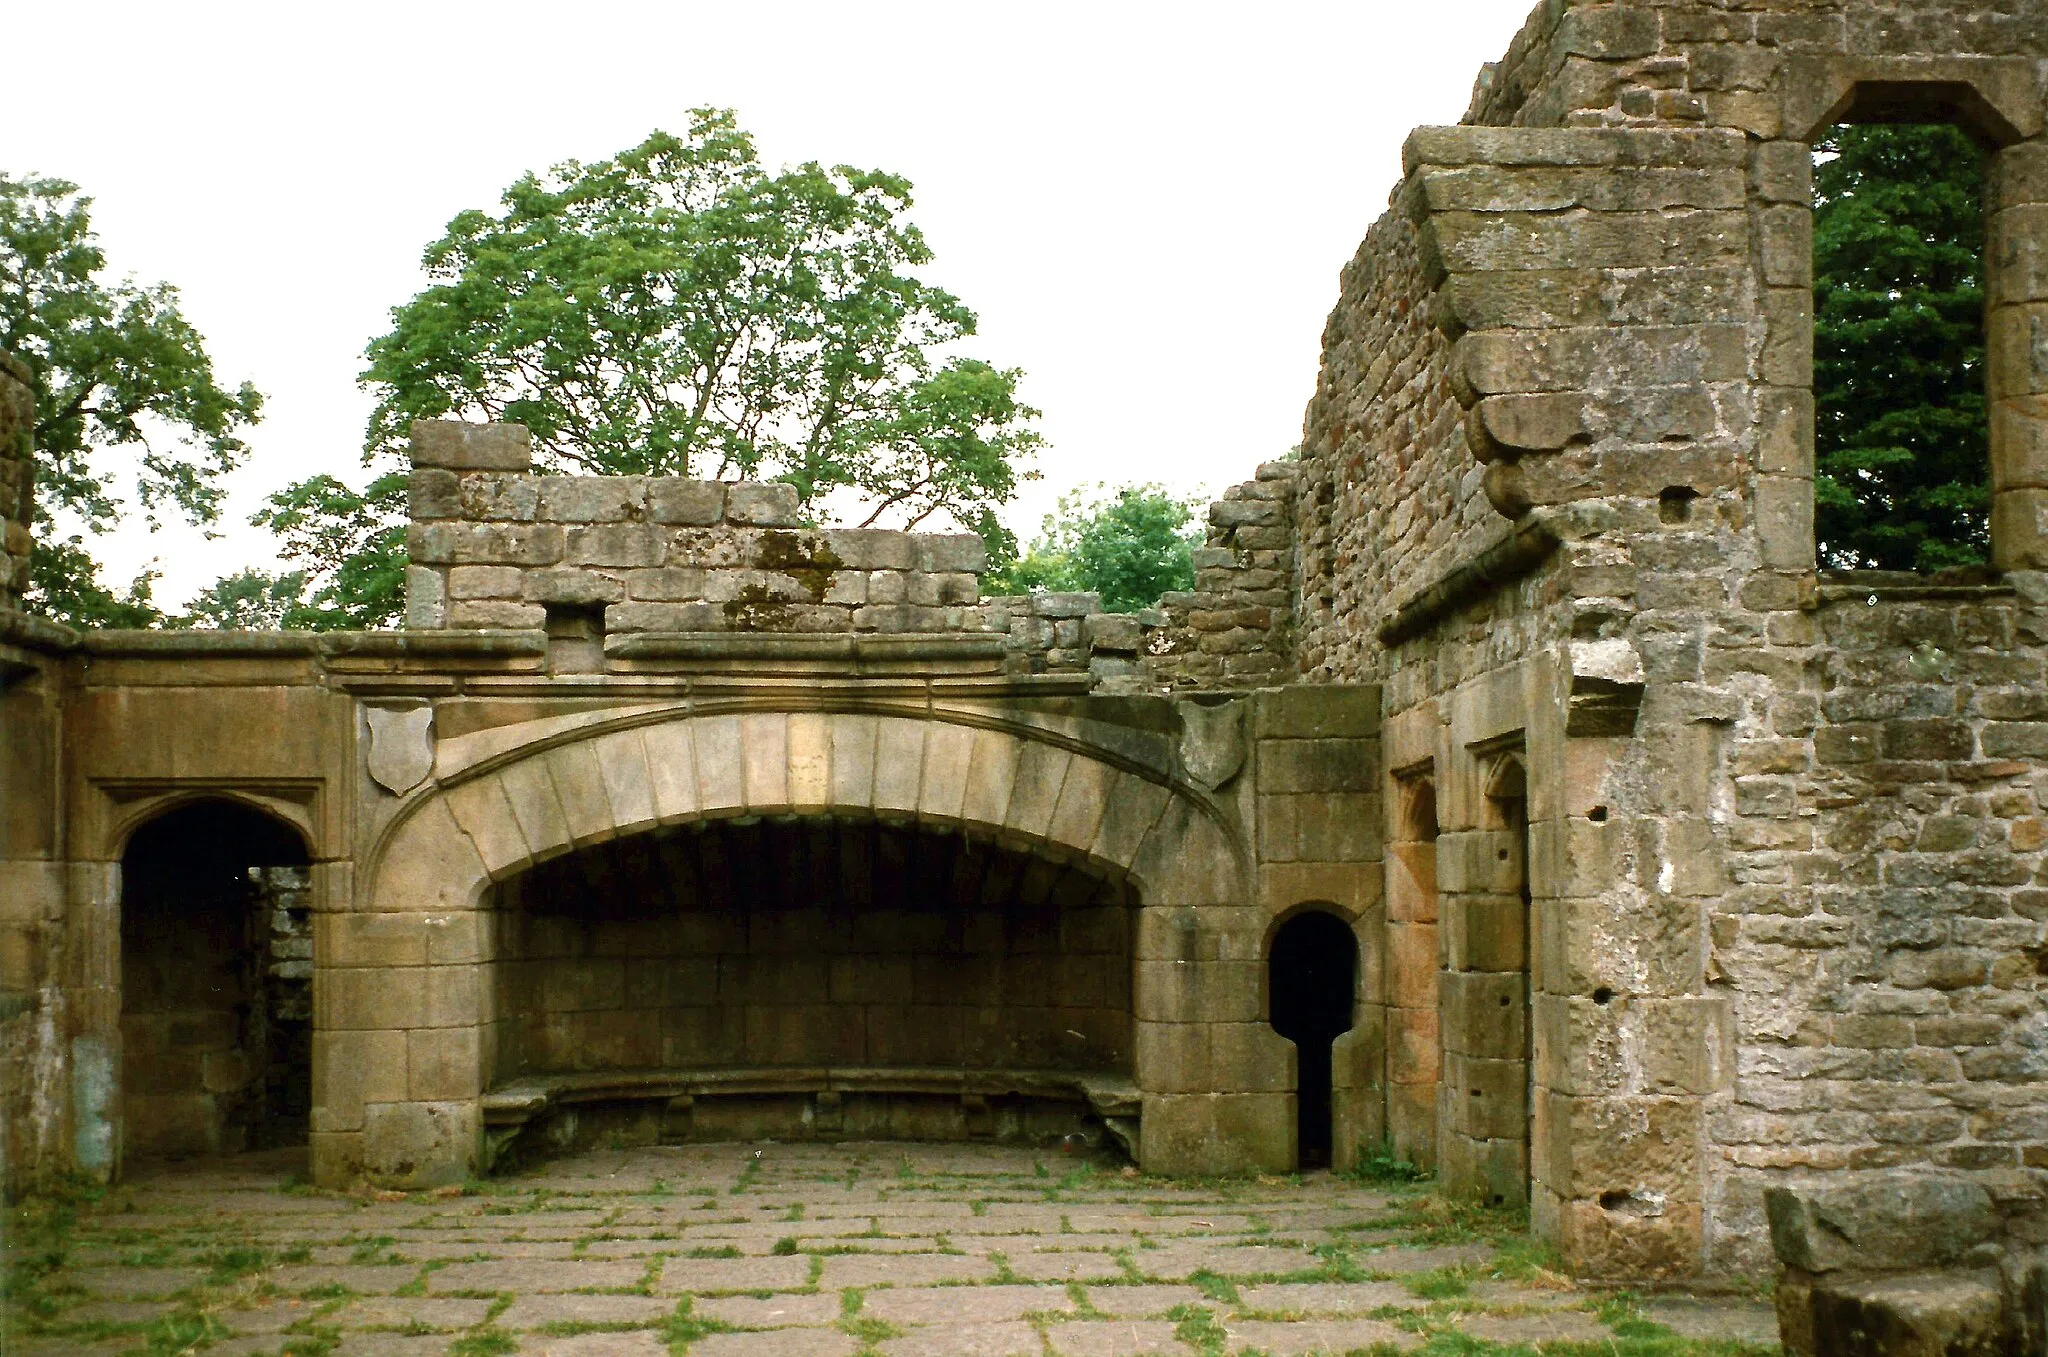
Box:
[977,462,1300,690]
[0,354,33,613]
[1290,206,1473,682]
[404,422,987,635]
[407,418,1298,690]
[1462,0,2048,139]
[1146,463,1299,688]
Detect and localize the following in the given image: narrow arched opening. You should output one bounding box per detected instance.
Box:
[483,814,1139,1165]
[1268,909,1358,1170]
[119,799,312,1165]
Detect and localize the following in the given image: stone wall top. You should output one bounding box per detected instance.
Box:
[403,420,987,636]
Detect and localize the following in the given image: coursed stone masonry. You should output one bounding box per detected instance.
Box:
[5,0,2048,1302]
[404,421,989,637]
[1289,0,2048,1285]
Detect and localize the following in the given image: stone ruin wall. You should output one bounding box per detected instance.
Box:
[1289,0,2048,1277]
[403,418,1297,689]
[0,354,32,613]
[403,421,989,637]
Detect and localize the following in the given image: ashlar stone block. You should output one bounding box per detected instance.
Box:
[740,712,789,812]
[361,1099,478,1188]
[916,721,975,825]
[693,716,745,815]
[545,741,616,845]
[786,712,832,813]
[641,720,700,823]
[495,758,572,868]
[371,798,490,912]
[410,420,531,472]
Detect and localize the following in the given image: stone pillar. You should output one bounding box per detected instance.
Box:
[312,839,488,1189]
[0,353,34,613]
[1987,139,2048,569]
[1384,776,1441,1170]
[404,419,535,630]
[1242,686,1385,1172]
[1436,762,1531,1207]
[65,861,122,1181]
[1133,799,1297,1177]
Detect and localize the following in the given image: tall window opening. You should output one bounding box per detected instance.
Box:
[1814,123,1989,571]
[120,800,312,1162]
[1268,910,1358,1171]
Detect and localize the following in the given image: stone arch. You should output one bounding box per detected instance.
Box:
[104,787,319,865]
[1266,905,1360,1170]
[119,798,315,1170]
[317,706,1261,1188]
[363,708,1233,914]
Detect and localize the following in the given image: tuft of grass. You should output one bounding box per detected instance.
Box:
[1346,1143,1431,1186]
[1489,1233,1566,1284]
[661,1296,736,1349]
[1406,1265,1471,1300]
[772,1236,800,1256]
[200,1245,270,1282]
[687,1245,741,1259]
[448,1328,518,1356]
[1189,1268,1240,1303]
[1167,1302,1229,1357]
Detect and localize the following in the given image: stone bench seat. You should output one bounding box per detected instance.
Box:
[481,1067,1141,1160]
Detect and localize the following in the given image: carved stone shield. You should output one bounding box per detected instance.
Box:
[1176,699,1245,791]
[365,706,435,796]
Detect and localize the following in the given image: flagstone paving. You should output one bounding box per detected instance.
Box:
[3,1142,1779,1356]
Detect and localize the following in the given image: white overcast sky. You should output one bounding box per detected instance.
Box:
[15,0,1537,609]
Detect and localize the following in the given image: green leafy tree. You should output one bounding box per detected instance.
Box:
[268,110,1039,626]
[245,471,410,630]
[1813,124,1988,571]
[1,173,262,626]
[992,483,1201,612]
[171,567,311,629]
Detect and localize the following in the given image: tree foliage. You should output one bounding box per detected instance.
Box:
[991,483,1201,612]
[1813,123,1988,571]
[262,110,1040,628]
[1,173,262,626]
[172,567,311,630]
[246,471,410,630]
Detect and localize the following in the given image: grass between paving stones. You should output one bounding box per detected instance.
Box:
[1169,1302,1232,1355]
[1407,1265,1474,1300]
[1064,1280,1107,1319]
[837,1287,902,1354]
[448,1328,519,1356]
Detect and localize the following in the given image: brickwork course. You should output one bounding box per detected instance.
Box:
[2,0,2047,1302]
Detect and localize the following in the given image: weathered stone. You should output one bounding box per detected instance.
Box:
[1806,1273,2006,1357]
[725,481,799,526]
[1766,1178,1998,1275]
